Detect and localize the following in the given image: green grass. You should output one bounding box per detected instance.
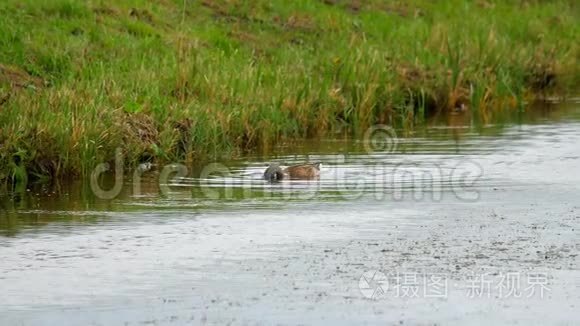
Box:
[0,0,578,187]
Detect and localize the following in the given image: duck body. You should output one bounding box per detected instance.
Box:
[263,162,321,182]
[285,163,321,179]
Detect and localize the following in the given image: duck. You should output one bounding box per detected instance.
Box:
[263,162,322,182]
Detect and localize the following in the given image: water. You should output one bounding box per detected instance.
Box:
[1,101,580,325]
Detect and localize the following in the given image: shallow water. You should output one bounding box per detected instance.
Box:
[1,101,580,325]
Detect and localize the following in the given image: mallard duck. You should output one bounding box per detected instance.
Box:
[263,162,321,182]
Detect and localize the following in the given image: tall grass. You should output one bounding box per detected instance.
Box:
[0,0,578,187]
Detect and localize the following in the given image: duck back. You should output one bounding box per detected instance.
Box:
[285,163,320,179]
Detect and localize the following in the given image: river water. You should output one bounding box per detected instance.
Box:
[1,101,579,325]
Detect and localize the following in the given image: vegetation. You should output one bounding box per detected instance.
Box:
[0,0,578,187]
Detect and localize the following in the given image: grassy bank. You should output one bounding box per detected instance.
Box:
[0,0,578,186]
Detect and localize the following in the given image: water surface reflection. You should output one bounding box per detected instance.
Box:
[1,101,579,325]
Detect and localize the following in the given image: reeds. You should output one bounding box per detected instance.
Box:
[0,0,578,187]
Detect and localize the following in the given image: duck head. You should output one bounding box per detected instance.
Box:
[263,163,285,182]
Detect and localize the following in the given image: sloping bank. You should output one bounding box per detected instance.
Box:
[0,0,578,187]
